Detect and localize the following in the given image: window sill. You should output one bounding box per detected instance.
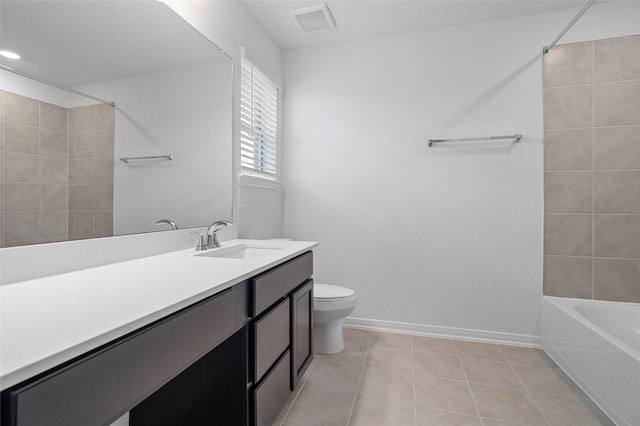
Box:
[238,174,281,190]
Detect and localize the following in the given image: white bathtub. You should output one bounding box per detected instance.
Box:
[542,296,640,426]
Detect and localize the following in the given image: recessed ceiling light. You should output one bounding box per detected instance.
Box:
[291,3,336,33]
[0,50,21,60]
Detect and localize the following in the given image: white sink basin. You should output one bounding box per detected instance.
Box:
[196,244,284,260]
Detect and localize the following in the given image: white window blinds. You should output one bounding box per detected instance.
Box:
[240,58,278,180]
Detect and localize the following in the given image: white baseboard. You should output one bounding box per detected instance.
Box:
[342,317,541,348]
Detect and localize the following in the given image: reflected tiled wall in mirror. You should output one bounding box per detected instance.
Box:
[543,34,640,303]
[0,90,114,247]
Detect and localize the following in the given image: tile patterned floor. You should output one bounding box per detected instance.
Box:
[273,327,614,426]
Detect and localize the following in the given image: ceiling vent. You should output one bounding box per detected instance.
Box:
[290,3,336,33]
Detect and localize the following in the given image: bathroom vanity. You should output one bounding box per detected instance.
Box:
[0,240,316,426]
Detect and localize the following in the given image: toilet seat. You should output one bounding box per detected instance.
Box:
[314,284,355,301]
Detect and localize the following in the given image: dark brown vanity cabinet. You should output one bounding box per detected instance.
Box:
[0,251,314,426]
[1,283,248,426]
[250,251,314,426]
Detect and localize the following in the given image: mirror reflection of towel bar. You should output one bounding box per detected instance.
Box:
[119,154,174,164]
[428,134,522,147]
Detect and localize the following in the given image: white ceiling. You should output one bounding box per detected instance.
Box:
[242,0,589,50]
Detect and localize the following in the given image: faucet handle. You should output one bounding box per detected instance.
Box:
[191,232,208,251]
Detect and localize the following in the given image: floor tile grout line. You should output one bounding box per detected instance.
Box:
[453,339,486,426]
[498,345,552,426]
[278,356,318,424]
[345,329,372,426]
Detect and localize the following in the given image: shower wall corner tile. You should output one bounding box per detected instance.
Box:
[544,214,593,256]
[543,256,592,299]
[544,128,593,171]
[543,41,593,88]
[40,129,68,159]
[543,85,593,129]
[40,157,68,184]
[594,214,640,259]
[40,102,68,133]
[594,258,640,303]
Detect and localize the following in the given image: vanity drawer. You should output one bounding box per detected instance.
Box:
[252,251,313,316]
[4,288,235,426]
[254,298,290,380]
[253,351,291,426]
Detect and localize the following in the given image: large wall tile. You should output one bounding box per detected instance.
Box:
[3,92,38,126]
[3,152,39,182]
[594,125,640,170]
[594,81,640,126]
[594,171,640,213]
[75,158,95,184]
[94,104,115,131]
[75,185,95,210]
[41,184,67,211]
[40,129,67,158]
[543,86,593,129]
[3,211,39,241]
[544,214,592,256]
[95,184,113,210]
[41,157,67,184]
[75,211,94,237]
[544,172,592,213]
[594,35,640,83]
[544,41,593,88]
[3,122,39,154]
[75,132,95,158]
[594,215,640,258]
[95,158,114,184]
[594,258,640,302]
[95,210,113,237]
[95,130,114,157]
[2,182,39,211]
[544,128,592,171]
[40,102,68,132]
[40,210,67,238]
[543,256,592,299]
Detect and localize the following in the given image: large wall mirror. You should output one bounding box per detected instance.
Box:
[0,1,233,248]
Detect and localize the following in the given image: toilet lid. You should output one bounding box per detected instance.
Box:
[314,284,355,300]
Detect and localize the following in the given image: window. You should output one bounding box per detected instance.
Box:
[240,57,278,181]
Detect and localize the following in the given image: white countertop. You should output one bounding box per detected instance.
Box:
[0,239,317,390]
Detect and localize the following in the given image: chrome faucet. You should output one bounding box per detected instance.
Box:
[156,219,178,230]
[206,220,231,249]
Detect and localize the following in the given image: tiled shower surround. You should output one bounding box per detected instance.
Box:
[0,90,114,247]
[543,34,640,303]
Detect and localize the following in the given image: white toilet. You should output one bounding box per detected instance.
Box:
[313,283,358,354]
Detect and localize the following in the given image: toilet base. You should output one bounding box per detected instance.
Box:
[313,320,345,354]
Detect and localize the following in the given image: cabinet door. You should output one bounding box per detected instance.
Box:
[2,288,235,426]
[290,280,313,389]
